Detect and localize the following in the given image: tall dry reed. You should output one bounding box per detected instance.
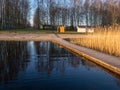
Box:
[70,26,120,57]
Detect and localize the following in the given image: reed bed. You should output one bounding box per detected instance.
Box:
[70,26,120,57]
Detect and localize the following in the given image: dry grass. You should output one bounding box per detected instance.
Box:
[70,26,120,57]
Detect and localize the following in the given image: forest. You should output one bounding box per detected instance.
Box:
[0,0,30,29]
[0,0,120,29]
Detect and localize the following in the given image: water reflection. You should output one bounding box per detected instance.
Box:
[34,41,77,74]
[0,41,28,83]
[0,41,120,90]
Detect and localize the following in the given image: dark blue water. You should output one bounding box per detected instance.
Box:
[0,41,120,90]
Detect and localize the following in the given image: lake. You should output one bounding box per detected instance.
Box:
[0,41,120,90]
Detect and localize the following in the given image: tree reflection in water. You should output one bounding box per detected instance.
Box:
[0,41,28,83]
[0,41,82,83]
[0,41,120,89]
[34,41,82,75]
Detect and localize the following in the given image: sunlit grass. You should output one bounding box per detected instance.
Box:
[70,26,120,57]
[0,29,84,34]
[0,29,57,34]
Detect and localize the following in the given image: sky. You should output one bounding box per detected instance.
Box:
[29,0,37,26]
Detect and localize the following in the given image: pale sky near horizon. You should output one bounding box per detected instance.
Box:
[29,0,37,26]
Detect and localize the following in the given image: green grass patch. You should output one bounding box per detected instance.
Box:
[0,29,57,34]
[58,31,87,34]
[0,29,88,34]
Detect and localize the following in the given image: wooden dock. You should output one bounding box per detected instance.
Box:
[52,34,120,75]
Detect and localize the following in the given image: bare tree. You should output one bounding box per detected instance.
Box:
[0,0,30,30]
[33,7,40,29]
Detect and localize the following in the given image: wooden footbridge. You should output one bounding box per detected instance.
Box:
[51,34,120,75]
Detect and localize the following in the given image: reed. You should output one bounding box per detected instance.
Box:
[70,26,120,57]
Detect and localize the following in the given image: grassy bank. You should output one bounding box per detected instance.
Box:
[70,26,120,57]
[0,29,58,34]
[0,29,84,34]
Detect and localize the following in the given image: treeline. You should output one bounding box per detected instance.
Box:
[0,0,30,30]
[1,0,120,30]
[33,0,120,29]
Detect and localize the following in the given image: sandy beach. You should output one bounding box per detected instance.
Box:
[0,34,53,41]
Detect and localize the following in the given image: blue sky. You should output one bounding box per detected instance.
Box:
[29,0,37,26]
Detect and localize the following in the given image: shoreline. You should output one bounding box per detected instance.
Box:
[0,33,120,75]
[0,34,53,41]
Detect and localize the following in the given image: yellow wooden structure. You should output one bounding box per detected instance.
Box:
[57,26,65,33]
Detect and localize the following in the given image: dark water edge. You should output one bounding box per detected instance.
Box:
[0,41,120,90]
